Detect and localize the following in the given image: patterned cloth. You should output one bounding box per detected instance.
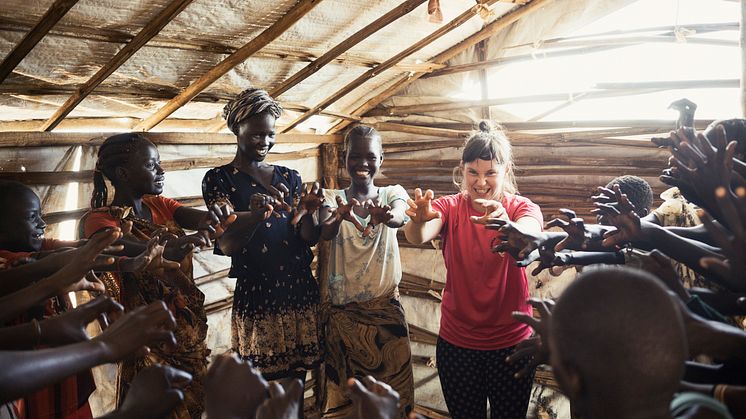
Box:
[0,239,94,419]
[82,196,209,419]
[323,293,414,418]
[202,164,321,379]
[436,337,534,419]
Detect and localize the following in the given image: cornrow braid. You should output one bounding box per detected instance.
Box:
[223,88,283,135]
[91,133,151,208]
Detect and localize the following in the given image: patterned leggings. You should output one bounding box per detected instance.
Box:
[436,337,535,419]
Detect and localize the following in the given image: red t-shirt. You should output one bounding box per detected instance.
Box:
[432,192,543,350]
[83,195,182,237]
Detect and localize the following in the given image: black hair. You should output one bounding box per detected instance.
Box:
[704,118,746,159]
[604,175,654,215]
[454,120,517,195]
[343,125,383,155]
[91,133,154,208]
[0,180,36,216]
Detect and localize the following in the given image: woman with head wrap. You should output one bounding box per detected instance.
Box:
[201,88,322,391]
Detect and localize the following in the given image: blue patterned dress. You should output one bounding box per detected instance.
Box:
[202,164,321,379]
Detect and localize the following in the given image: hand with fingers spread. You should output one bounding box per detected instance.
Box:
[592,185,647,248]
[363,199,394,236]
[487,220,554,262]
[255,379,304,419]
[197,202,238,244]
[469,198,506,225]
[347,376,400,419]
[205,353,269,419]
[509,299,555,379]
[112,365,192,419]
[47,227,121,293]
[405,188,440,224]
[699,187,746,292]
[93,300,176,362]
[323,195,365,232]
[292,182,325,225]
[547,208,605,251]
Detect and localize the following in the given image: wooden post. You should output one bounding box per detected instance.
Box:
[314,142,340,415]
[476,39,491,120]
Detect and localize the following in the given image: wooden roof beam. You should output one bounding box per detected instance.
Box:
[270,0,427,98]
[328,0,551,133]
[0,0,80,84]
[134,0,323,132]
[278,0,504,134]
[40,0,194,131]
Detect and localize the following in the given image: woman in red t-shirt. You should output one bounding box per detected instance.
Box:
[404,121,543,419]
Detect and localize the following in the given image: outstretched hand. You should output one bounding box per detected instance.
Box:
[405,188,440,224]
[698,186,746,292]
[509,299,555,379]
[116,365,192,419]
[592,185,645,247]
[197,202,237,243]
[323,195,365,232]
[292,182,325,225]
[546,208,596,251]
[470,199,506,225]
[205,353,269,419]
[256,379,304,419]
[347,376,400,419]
[40,295,124,346]
[48,228,122,294]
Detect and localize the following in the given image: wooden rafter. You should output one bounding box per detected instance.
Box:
[0,131,341,147]
[271,0,427,98]
[40,0,195,132]
[278,0,504,133]
[328,0,551,133]
[133,0,323,132]
[0,0,79,84]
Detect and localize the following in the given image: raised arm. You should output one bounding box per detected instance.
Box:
[403,188,442,245]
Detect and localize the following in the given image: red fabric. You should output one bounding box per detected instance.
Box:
[431,193,543,350]
[0,239,72,268]
[0,240,94,419]
[83,195,181,237]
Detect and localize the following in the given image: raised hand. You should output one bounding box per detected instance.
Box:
[255,380,304,419]
[292,182,325,225]
[363,199,394,236]
[267,183,293,213]
[470,198,506,225]
[509,299,555,379]
[699,186,746,292]
[39,295,123,346]
[592,185,645,247]
[197,203,237,244]
[487,220,551,261]
[115,365,192,419]
[347,376,400,419]
[405,188,440,224]
[93,300,176,362]
[205,353,269,419]
[546,208,596,251]
[323,195,365,232]
[47,228,121,293]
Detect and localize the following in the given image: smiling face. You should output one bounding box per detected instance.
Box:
[236,112,277,162]
[117,142,165,197]
[0,187,47,252]
[345,135,382,187]
[462,158,506,201]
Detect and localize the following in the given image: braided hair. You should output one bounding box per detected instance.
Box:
[223,88,283,135]
[454,120,518,196]
[91,133,153,208]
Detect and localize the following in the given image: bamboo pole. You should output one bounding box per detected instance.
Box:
[476,39,491,120]
[328,0,552,133]
[0,0,79,84]
[134,0,323,131]
[41,0,195,131]
[278,0,504,133]
[270,0,427,98]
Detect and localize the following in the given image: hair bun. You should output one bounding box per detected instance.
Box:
[478,120,493,133]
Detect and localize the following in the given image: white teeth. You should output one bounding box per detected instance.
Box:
[355,170,369,176]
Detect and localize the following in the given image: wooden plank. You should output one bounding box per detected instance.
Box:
[329,0,551,133]
[134,0,323,131]
[195,269,230,286]
[279,0,504,133]
[374,119,715,131]
[41,0,195,131]
[0,0,79,84]
[270,0,427,98]
[0,131,341,147]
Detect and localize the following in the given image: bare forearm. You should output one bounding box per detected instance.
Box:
[403,219,440,245]
[215,212,259,256]
[0,279,57,323]
[0,341,108,404]
[297,213,320,245]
